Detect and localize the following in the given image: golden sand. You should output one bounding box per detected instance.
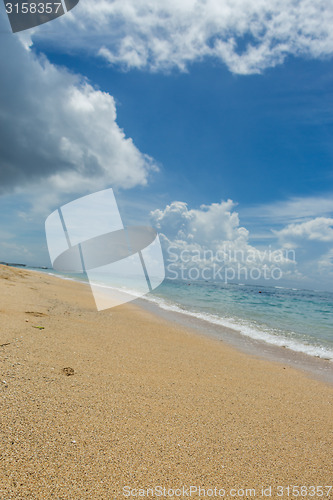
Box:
[0,265,332,499]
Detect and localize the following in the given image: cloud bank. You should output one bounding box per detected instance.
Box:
[150,200,333,288]
[151,200,298,283]
[35,0,333,74]
[0,15,156,204]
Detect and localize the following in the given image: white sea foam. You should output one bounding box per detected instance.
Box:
[34,268,333,362]
[141,293,333,361]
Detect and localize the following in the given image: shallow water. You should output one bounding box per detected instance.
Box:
[145,279,333,360]
[30,267,333,361]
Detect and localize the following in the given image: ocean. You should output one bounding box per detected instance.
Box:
[147,279,333,361]
[29,267,333,362]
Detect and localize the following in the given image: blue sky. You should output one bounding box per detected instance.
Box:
[0,0,333,290]
[36,50,333,207]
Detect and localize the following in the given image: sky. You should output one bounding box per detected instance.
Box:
[0,0,333,291]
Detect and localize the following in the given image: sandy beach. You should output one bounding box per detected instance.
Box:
[0,265,332,499]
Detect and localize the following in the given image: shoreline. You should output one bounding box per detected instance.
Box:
[137,296,333,386]
[29,267,333,385]
[1,265,332,498]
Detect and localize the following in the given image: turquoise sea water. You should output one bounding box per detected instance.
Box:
[147,279,333,360]
[30,267,333,361]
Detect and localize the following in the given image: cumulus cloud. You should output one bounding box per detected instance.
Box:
[151,200,248,245]
[33,0,333,74]
[151,200,297,282]
[276,217,333,244]
[274,218,333,286]
[0,14,156,204]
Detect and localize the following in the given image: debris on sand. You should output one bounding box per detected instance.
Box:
[62,367,75,376]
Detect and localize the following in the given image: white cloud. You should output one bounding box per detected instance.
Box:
[244,195,333,224]
[0,14,156,206]
[150,200,333,289]
[151,200,297,282]
[276,217,333,243]
[33,0,333,74]
[151,199,247,245]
